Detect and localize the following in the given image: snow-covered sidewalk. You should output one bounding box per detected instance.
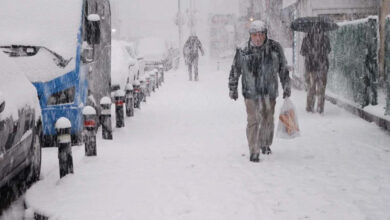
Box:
[25,62,390,220]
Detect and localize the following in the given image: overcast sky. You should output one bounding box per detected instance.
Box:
[111,0,239,45]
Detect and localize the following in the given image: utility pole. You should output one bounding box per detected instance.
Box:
[188,0,196,34]
[177,0,183,50]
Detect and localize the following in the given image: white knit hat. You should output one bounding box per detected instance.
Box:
[249,20,267,34]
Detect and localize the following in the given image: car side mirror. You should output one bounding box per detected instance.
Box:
[0,101,5,114]
[86,14,101,45]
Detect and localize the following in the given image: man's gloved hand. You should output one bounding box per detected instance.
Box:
[283,87,291,99]
[229,90,238,101]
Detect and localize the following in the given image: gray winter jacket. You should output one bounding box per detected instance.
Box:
[229,38,290,99]
[183,36,204,63]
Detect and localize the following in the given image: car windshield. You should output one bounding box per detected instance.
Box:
[0,45,72,68]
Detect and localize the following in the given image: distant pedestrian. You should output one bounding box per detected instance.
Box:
[300,27,331,114]
[183,34,204,81]
[229,20,291,162]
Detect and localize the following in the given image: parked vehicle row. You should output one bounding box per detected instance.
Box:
[0,0,112,206]
[136,37,180,72]
[110,39,166,115]
[0,0,112,147]
[0,0,172,207]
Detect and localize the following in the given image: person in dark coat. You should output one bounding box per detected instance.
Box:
[229,20,291,162]
[183,34,204,81]
[300,27,331,114]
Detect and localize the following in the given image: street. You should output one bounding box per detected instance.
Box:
[1,60,389,220]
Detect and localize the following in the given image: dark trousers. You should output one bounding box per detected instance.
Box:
[187,56,199,81]
[305,71,328,113]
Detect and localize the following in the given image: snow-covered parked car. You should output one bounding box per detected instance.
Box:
[0,0,112,147]
[122,41,145,79]
[111,40,139,92]
[137,37,179,71]
[111,40,140,116]
[0,53,42,189]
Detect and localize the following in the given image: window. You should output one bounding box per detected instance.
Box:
[47,87,75,106]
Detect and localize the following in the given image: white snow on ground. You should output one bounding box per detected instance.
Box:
[0,198,25,220]
[326,90,390,121]
[22,60,390,220]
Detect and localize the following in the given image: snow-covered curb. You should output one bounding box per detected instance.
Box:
[326,91,390,131]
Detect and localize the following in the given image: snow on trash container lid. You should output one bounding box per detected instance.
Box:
[115,90,125,97]
[82,106,96,115]
[100,97,111,105]
[87,14,100,22]
[126,83,134,91]
[55,117,71,129]
[133,80,141,86]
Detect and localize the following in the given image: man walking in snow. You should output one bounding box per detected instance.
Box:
[300,27,331,114]
[183,34,204,81]
[228,20,291,162]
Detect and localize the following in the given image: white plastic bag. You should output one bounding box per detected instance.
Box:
[276,98,300,139]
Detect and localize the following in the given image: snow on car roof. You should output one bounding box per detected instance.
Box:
[0,53,40,120]
[5,49,76,83]
[111,40,132,88]
[0,0,83,82]
[0,0,82,58]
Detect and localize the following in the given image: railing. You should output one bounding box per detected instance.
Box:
[328,17,378,108]
[385,16,390,115]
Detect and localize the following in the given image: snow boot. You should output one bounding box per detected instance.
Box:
[250,153,260,163]
[261,146,272,155]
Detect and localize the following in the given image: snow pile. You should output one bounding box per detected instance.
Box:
[0,53,40,120]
